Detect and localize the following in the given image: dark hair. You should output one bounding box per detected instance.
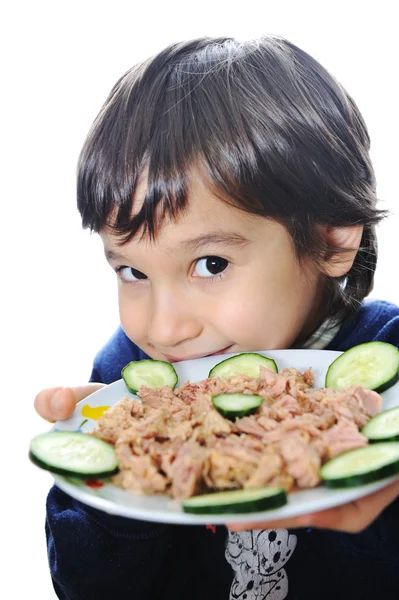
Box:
[77,35,386,326]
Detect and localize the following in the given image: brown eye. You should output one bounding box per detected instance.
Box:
[195,256,229,277]
[117,267,148,281]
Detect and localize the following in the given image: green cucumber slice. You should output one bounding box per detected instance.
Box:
[29,432,119,478]
[122,359,178,393]
[325,341,399,392]
[362,406,399,442]
[181,486,287,514]
[320,442,399,488]
[209,353,278,380]
[212,393,264,419]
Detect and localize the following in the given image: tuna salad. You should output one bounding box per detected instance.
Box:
[90,366,382,499]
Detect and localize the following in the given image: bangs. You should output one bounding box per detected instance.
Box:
[77,36,381,242]
[79,36,372,243]
[77,38,263,242]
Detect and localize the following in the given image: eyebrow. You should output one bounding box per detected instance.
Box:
[104,231,251,262]
[104,249,130,262]
[179,232,251,252]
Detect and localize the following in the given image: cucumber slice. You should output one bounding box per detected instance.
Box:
[212,393,264,419]
[362,406,399,442]
[182,487,287,514]
[325,341,399,393]
[122,359,178,393]
[29,432,119,478]
[320,442,399,488]
[209,353,278,380]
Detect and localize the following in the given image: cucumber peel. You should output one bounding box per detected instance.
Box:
[209,353,278,380]
[122,359,178,393]
[325,341,399,392]
[362,406,399,442]
[182,486,287,514]
[29,431,119,478]
[212,392,264,419]
[320,442,399,488]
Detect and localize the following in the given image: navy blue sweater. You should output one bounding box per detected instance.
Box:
[46,300,399,599]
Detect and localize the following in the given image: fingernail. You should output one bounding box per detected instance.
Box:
[51,389,63,414]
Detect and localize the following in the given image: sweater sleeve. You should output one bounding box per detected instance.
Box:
[89,325,150,384]
[46,326,169,599]
[46,487,174,599]
[327,300,399,352]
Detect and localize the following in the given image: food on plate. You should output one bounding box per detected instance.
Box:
[30,350,399,515]
[211,392,264,419]
[122,359,178,393]
[362,406,399,442]
[208,352,278,379]
[90,364,384,501]
[320,442,399,487]
[325,341,399,393]
[29,431,119,478]
[181,486,287,514]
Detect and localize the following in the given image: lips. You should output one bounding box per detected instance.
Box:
[212,346,234,356]
[164,345,234,363]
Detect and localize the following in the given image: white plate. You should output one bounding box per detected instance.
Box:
[52,349,399,524]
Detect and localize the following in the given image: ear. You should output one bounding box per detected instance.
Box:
[319,225,364,278]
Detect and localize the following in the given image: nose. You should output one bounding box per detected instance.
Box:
[147,287,203,349]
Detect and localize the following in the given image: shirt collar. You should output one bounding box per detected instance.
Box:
[294,318,341,350]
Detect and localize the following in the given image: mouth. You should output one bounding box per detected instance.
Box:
[163,345,234,363]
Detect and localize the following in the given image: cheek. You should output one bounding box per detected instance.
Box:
[213,267,319,348]
[117,287,147,343]
[216,294,289,343]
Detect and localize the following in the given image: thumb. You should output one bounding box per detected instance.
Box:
[34,383,105,422]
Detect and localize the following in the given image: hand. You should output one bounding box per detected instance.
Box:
[34,383,105,422]
[228,479,399,533]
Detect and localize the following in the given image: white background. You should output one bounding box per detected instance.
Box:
[2,1,398,597]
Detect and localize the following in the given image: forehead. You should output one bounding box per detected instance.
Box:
[102,171,273,250]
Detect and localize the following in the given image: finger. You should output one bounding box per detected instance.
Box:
[34,383,105,422]
[310,479,399,533]
[228,479,399,533]
[227,512,311,532]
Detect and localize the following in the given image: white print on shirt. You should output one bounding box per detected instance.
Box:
[225,529,297,600]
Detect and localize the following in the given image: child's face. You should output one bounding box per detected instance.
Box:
[101,175,324,361]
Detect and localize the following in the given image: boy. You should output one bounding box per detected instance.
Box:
[35,36,399,599]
